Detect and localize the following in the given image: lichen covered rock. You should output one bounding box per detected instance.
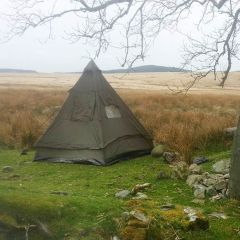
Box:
[171,161,189,179]
[212,159,230,174]
[115,190,131,199]
[151,145,165,158]
[118,200,209,240]
[186,160,230,200]
[189,164,202,174]
[187,174,203,187]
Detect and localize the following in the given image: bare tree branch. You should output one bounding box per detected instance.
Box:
[2,0,240,88]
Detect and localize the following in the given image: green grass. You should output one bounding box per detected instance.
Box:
[0,150,239,239]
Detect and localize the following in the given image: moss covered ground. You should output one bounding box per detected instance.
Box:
[0,150,239,239]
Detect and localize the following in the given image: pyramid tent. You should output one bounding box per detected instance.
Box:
[34,60,153,165]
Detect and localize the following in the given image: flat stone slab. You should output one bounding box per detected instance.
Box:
[115,190,131,199]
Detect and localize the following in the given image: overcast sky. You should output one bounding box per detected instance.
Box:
[0,1,238,73]
[0,28,184,72]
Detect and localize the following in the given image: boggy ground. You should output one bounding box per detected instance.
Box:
[0,150,240,239]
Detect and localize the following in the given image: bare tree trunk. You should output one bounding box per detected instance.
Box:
[229,115,240,199]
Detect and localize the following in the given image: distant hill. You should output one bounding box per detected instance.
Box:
[103,65,186,73]
[0,65,186,74]
[0,69,37,73]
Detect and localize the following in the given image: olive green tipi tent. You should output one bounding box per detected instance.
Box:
[34,60,153,165]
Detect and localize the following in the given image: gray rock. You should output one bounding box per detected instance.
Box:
[187,164,229,200]
[189,164,202,174]
[186,174,203,187]
[202,172,210,177]
[2,166,14,173]
[221,188,228,196]
[184,207,197,222]
[111,236,120,240]
[132,192,148,200]
[115,190,131,199]
[215,173,225,178]
[192,156,208,165]
[163,152,176,163]
[184,207,209,230]
[210,193,224,201]
[214,180,227,191]
[212,159,230,174]
[208,174,220,180]
[130,210,149,223]
[151,144,165,158]
[131,183,151,194]
[171,161,189,180]
[206,186,218,197]
[223,173,230,179]
[193,185,206,199]
[159,204,175,210]
[202,178,218,187]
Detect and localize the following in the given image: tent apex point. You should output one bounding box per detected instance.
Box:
[84,59,100,72]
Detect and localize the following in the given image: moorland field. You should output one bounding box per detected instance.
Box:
[0,72,240,160]
[0,72,240,239]
[0,71,240,93]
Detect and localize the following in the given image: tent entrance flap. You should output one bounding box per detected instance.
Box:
[71,92,95,121]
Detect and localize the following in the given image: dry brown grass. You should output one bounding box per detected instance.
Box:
[122,91,240,162]
[1,71,240,94]
[0,89,239,162]
[0,90,66,149]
